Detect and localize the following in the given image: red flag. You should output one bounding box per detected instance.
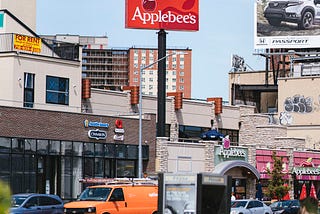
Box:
[299,183,307,200]
[282,183,290,200]
[310,183,317,200]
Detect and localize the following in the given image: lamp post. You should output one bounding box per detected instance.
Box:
[138,52,183,178]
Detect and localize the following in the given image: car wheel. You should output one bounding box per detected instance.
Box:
[267,18,281,26]
[299,11,313,29]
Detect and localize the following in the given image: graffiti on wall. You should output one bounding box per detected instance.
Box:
[280,94,314,125]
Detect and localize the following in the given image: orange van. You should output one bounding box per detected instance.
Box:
[64,180,158,214]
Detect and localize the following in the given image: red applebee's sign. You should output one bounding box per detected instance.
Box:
[125,0,199,31]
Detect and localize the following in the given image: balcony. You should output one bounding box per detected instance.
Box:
[0,33,80,61]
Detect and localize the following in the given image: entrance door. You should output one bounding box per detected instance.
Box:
[36,155,60,194]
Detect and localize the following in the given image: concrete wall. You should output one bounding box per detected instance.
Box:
[0,53,82,113]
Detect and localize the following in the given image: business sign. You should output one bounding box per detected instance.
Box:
[84,120,109,128]
[0,12,3,28]
[254,2,320,49]
[125,0,199,31]
[214,145,248,165]
[88,129,107,140]
[13,34,42,53]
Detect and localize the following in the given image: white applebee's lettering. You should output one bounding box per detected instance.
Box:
[131,7,197,25]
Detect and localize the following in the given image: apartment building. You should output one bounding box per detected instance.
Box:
[41,35,192,98]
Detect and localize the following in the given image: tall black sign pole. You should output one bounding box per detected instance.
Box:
[157,29,167,137]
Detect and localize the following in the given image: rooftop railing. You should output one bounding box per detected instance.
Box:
[0,33,80,61]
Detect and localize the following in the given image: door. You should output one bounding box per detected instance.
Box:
[108,188,128,213]
[37,156,60,194]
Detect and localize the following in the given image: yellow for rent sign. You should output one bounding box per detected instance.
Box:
[13,34,42,53]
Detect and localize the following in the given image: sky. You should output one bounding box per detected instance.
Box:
[36,0,264,101]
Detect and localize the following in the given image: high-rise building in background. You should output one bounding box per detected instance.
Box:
[41,35,192,98]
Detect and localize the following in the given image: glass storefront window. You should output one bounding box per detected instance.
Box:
[127,145,138,159]
[61,141,72,156]
[72,157,82,198]
[73,142,83,156]
[25,139,36,154]
[104,144,115,158]
[37,140,48,155]
[0,153,10,174]
[142,145,149,160]
[12,138,24,153]
[95,143,104,157]
[116,160,135,178]
[95,158,104,177]
[49,140,60,155]
[83,143,94,157]
[61,157,72,199]
[84,158,94,178]
[116,145,126,159]
[0,137,11,153]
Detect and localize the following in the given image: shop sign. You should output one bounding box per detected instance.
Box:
[125,0,199,31]
[0,12,3,28]
[114,119,125,141]
[293,167,320,176]
[214,145,248,165]
[84,119,109,128]
[13,34,42,53]
[88,129,107,140]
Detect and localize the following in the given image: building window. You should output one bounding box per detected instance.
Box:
[46,76,69,105]
[149,77,153,82]
[180,78,184,83]
[24,73,35,108]
[133,77,138,83]
[179,85,184,90]
[149,85,153,90]
[180,71,185,76]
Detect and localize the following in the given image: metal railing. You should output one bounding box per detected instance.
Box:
[0,33,80,61]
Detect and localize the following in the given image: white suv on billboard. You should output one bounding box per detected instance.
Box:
[264,0,320,29]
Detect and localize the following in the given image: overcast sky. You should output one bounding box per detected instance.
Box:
[36,0,264,101]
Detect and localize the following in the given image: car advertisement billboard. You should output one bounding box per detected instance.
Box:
[254,0,320,49]
[125,0,199,31]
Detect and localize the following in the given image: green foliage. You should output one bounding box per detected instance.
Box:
[266,151,290,200]
[0,180,11,214]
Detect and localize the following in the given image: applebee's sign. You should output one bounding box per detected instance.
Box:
[125,0,199,31]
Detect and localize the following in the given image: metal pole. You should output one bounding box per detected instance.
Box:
[138,65,143,178]
[157,29,167,137]
[138,52,178,178]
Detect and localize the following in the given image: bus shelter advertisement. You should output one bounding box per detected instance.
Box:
[125,0,199,31]
[161,174,197,214]
[254,1,320,49]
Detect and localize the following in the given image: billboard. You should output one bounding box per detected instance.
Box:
[254,1,320,49]
[125,0,199,31]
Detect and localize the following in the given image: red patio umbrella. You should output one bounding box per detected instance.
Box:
[282,183,290,200]
[310,182,317,200]
[299,183,307,200]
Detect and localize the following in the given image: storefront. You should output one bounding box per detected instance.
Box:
[0,106,156,201]
[213,144,259,199]
[256,149,290,200]
[292,151,320,199]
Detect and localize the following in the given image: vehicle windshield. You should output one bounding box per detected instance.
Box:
[270,200,294,208]
[231,201,248,208]
[79,187,112,201]
[11,196,28,207]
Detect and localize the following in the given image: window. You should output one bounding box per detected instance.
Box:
[110,188,125,201]
[46,76,69,105]
[24,73,35,108]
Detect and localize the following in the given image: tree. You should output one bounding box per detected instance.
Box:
[0,179,11,214]
[266,151,290,200]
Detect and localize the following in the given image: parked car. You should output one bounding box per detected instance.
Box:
[10,193,64,214]
[200,129,224,140]
[263,0,320,30]
[269,199,300,214]
[230,199,272,214]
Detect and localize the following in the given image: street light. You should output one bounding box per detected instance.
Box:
[138,51,185,178]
